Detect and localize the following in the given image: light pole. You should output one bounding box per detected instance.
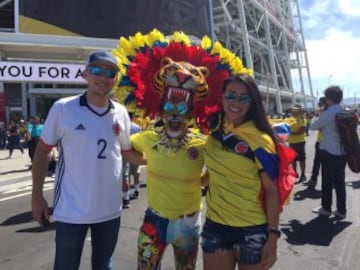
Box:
[354,91,360,109]
[328,74,333,85]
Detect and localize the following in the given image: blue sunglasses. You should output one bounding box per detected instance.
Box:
[87,66,117,79]
[163,101,189,115]
[224,92,252,104]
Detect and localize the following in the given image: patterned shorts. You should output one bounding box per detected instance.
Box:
[138,208,201,270]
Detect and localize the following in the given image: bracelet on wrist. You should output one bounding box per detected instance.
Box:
[268,227,281,238]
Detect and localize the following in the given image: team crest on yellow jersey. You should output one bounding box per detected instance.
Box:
[234,141,249,154]
[187,147,199,160]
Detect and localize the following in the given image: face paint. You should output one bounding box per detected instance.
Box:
[162,89,192,139]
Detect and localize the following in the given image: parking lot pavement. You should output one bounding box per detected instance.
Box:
[0,149,32,183]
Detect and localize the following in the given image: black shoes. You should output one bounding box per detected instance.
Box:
[303,178,317,186]
[297,174,307,183]
[130,190,139,200]
[123,199,131,209]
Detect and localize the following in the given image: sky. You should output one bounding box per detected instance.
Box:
[298,0,360,100]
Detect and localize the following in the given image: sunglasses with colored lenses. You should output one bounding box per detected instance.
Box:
[163,101,189,115]
[224,92,252,104]
[87,66,117,79]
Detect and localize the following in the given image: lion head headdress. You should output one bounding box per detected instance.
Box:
[112,29,253,131]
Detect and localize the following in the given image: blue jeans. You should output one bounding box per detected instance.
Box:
[54,217,121,270]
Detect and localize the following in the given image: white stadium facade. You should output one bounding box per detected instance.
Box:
[0,0,314,123]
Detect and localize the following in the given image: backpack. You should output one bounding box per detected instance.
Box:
[211,129,296,213]
[335,111,360,173]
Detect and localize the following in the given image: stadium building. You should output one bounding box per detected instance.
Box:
[0,0,313,123]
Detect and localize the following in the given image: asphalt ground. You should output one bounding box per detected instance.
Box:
[1,131,360,269]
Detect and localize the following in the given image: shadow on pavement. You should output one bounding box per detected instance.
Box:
[1,208,53,226]
[0,168,30,175]
[1,208,55,232]
[16,222,56,233]
[292,186,322,201]
[281,216,352,246]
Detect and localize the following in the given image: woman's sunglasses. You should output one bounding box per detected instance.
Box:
[224,92,252,104]
[87,66,117,79]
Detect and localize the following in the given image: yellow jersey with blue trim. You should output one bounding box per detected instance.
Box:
[131,128,206,220]
[287,116,306,144]
[205,120,277,227]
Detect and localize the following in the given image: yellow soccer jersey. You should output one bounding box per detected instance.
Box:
[205,120,277,227]
[131,129,206,220]
[287,116,306,144]
[317,130,323,142]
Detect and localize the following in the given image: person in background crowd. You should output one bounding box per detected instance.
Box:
[122,113,142,208]
[123,112,142,207]
[31,50,145,270]
[7,119,25,158]
[122,160,132,209]
[310,86,347,219]
[19,119,29,148]
[305,111,312,136]
[201,75,280,270]
[355,109,360,124]
[304,97,326,187]
[28,116,44,162]
[27,116,34,133]
[0,121,7,149]
[288,104,307,183]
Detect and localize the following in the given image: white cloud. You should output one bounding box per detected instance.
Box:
[294,1,360,97]
[305,29,360,96]
[339,0,360,16]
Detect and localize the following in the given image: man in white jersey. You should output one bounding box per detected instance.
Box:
[31,51,145,270]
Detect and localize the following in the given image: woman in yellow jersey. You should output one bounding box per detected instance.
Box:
[201,75,280,270]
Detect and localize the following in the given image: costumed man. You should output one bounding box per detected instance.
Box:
[113,29,253,270]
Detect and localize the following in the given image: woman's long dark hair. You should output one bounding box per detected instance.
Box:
[219,74,278,148]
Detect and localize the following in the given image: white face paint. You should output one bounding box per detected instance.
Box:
[163,116,190,138]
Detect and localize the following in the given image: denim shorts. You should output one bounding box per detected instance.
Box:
[201,218,268,264]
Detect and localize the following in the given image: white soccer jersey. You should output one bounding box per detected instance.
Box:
[40,94,131,223]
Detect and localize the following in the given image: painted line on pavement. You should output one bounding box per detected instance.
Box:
[0,186,53,202]
[0,180,54,202]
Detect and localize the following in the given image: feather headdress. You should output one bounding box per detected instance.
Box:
[112,28,253,129]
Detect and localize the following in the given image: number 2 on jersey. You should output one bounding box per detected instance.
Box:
[97,139,107,159]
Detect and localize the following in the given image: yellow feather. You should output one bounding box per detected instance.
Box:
[171,31,191,45]
[147,29,167,47]
[131,32,147,49]
[201,36,212,50]
[118,37,136,56]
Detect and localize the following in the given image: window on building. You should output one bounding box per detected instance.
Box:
[0,0,15,32]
